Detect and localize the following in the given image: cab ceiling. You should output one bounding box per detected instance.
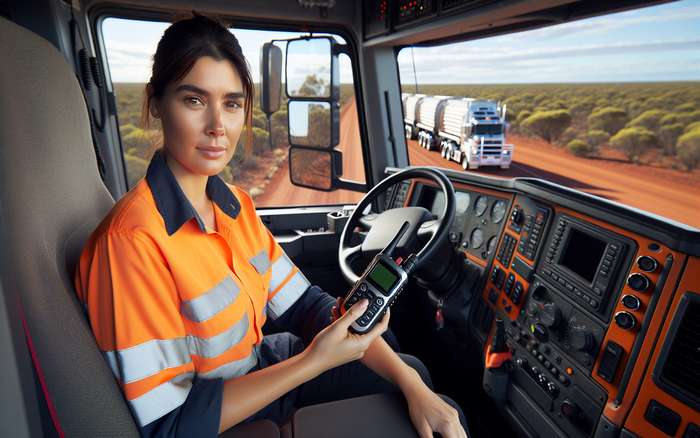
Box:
[82,0,673,48]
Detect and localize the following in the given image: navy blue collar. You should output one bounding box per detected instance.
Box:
[145,149,241,236]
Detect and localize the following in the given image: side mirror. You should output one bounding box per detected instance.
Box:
[289,146,343,191]
[287,101,340,148]
[286,38,338,100]
[260,43,282,114]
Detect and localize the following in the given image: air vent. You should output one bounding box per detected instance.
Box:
[656,293,700,411]
[442,0,498,13]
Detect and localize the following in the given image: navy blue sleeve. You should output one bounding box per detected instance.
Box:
[272,285,337,345]
[139,377,223,438]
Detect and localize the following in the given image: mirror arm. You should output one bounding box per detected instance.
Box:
[333,179,367,192]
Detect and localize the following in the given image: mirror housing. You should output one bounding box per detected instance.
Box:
[260,43,282,114]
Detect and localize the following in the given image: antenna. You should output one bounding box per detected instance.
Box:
[384,221,410,257]
[410,46,419,94]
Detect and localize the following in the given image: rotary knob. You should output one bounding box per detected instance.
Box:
[540,303,561,328]
[627,273,650,292]
[569,326,594,352]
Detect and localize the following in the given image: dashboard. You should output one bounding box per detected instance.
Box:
[386,169,700,438]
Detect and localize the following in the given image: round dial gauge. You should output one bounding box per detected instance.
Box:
[491,200,507,224]
[487,236,498,255]
[470,228,484,249]
[475,196,488,216]
[456,192,471,214]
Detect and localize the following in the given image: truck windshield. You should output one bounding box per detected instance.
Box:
[473,125,503,136]
[397,0,700,228]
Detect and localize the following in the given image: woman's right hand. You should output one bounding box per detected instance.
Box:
[303,299,390,374]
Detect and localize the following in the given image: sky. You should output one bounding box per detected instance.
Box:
[102,0,700,85]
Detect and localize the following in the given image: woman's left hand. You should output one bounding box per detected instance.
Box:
[403,383,468,438]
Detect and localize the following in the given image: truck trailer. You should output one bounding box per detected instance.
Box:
[415,95,452,151]
[402,92,425,140]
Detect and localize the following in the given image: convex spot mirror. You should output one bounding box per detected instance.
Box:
[288,101,341,148]
[289,146,343,191]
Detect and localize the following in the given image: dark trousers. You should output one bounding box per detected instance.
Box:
[245,332,468,435]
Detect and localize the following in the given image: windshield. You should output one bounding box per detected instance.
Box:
[398,0,700,228]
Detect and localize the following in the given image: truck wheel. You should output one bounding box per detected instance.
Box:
[440,146,446,158]
[500,164,510,170]
[461,156,469,170]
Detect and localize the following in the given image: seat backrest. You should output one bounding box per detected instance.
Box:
[0,16,139,437]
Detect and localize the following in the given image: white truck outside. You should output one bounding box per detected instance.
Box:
[402,93,425,140]
[439,98,512,170]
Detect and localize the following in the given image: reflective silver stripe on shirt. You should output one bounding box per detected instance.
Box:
[198,345,260,381]
[249,249,270,274]
[186,312,250,358]
[181,275,240,323]
[269,253,294,293]
[267,271,310,319]
[129,371,194,427]
[103,338,191,384]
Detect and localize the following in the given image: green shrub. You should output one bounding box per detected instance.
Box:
[124,153,148,188]
[559,127,579,146]
[253,113,268,130]
[522,110,572,143]
[610,127,658,162]
[587,130,610,148]
[122,128,154,154]
[660,113,680,126]
[676,110,700,126]
[676,127,700,170]
[685,121,700,133]
[659,123,685,155]
[567,139,596,157]
[516,110,532,125]
[588,107,628,135]
[627,109,663,131]
[677,102,697,113]
[252,127,270,155]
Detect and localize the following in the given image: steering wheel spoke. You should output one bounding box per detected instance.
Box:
[417,218,440,239]
[338,168,455,285]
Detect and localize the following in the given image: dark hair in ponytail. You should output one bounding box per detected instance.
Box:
[142,13,253,154]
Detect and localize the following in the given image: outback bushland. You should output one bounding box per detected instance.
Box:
[403,82,700,170]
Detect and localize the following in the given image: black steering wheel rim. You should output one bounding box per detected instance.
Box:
[338,167,456,284]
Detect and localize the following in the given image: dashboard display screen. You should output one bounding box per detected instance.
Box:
[559,228,606,283]
[368,261,399,295]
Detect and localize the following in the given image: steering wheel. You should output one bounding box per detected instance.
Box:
[339,167,456,284]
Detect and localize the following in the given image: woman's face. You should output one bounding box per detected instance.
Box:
[153,56,245,177]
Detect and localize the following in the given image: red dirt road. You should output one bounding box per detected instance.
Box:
[258,101,700,229]
[255,102,365,206]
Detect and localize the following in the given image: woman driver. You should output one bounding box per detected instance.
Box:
[74,14,467,438]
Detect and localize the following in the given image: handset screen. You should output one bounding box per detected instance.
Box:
[367,261,399,295]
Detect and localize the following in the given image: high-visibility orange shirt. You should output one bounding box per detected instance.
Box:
[74,149,330,432]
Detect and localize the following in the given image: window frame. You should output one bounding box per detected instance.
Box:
[89,5,372,209]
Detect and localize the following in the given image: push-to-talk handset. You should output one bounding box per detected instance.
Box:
[341,221,416,334]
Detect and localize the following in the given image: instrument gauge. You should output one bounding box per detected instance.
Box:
[470,228,484,249]
[491,200,507,224]
[487,236,498,255]
[475,196,488,216]
[456,192,471,214]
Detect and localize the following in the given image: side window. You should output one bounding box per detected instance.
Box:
[101,18,365,207]
[397,0,700,228]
